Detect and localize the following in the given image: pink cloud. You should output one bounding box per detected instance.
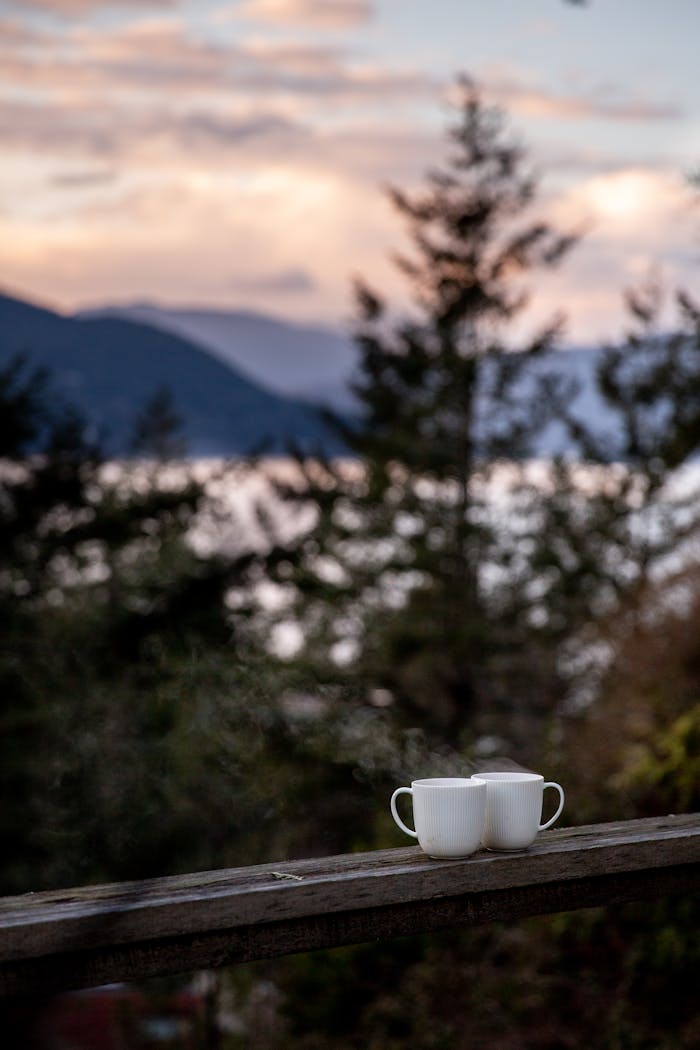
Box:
[230,266,317,295]
[238,0,373,30]
[479,70,683,123]
[14,0,176,15]
[0,18,52,47]
[0,16,434,102]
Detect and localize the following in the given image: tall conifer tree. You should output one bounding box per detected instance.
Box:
[267,80,577,747]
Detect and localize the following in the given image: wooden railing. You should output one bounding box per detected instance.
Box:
[1,813,699,998]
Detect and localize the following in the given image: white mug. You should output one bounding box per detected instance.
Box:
[390,777,486,858]
[472,772,564,850]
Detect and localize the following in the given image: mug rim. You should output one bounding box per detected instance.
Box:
[472,772,544,783]
[411,777,480,788]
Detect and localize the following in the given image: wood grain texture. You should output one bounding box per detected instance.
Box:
[1,814,698,997]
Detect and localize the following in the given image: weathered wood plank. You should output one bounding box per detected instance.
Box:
[1,814,698,997]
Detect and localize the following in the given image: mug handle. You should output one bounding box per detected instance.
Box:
[390,787,417,838]
[539,782,565,831]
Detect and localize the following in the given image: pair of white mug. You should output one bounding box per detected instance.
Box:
[390,773,565,857]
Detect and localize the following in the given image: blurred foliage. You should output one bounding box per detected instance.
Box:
[0,356,393,893]
[622,704,700,813]
[227,894,700,1050]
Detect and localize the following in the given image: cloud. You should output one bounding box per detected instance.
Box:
[12,0,177,15]
[0,162,403,323]
[175,109,304,145]
[0,17,434,104]
[239,37,348,76]
[0,99,123,155]
[0,94,310,159]
[66,18,233,87]
[538,144,672,178]
[0,18,51,47]
[230,266,317,295]
[551,168,692,235]
[1,5,694,347]
[481,70,683,123]
[50,168,119,188]
[237,0,373,30]
[517,167,698,343]
[0,87,438,207]
[2,155,697,345]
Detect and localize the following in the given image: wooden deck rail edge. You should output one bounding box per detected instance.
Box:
[1,813,699,997]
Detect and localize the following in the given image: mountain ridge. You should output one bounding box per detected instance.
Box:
[79,301,359,411]
[6,287,685,464]
[0,291,344,457]
[84,299,611,458]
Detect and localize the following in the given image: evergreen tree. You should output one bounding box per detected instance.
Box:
[528,282,700,713]
[130,383,187,460]
[265,79,577,750]
[0,355,395,893]
[0,357,258,891]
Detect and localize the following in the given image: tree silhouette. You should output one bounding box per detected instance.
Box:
[0,357,260,891]
[130,383,187,460]
[265,79,577,749]
[530,281,700,712]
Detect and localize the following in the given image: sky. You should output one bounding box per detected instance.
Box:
[1,0,698,344]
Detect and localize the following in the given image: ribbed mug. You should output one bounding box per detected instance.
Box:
[390,777,486,858]
[472,771,564,850]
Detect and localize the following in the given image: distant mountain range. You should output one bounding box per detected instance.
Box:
[0,291,348,457]
[0,288,646,461]
[83,300,612,456]
[81,302,359,412]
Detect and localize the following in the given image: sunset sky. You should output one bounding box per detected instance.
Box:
[1,0,698,344]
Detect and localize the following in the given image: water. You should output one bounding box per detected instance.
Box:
[95,455,700,671]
